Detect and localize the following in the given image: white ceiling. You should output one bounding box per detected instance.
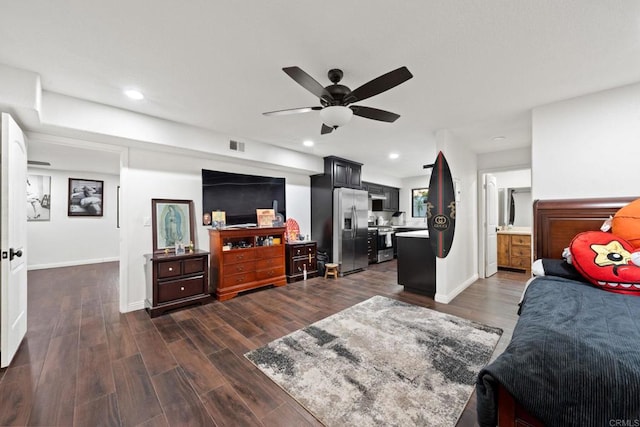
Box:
[2,1,640,178]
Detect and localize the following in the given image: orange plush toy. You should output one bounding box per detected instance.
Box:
[612,198,640,249]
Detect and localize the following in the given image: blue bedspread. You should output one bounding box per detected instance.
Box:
[476,276,640,426]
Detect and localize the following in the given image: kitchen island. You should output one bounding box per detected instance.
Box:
[395,230,436,297]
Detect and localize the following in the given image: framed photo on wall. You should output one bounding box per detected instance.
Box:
[27,174,51,221]
[412,188,429,218]
[151,199,195,253]
[68,178,104,217]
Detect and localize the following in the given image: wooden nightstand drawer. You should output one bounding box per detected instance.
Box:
[157,260,182,279]
[222,249,256,265]
[157,276,204,303]
[183,256,206,275]
[511,234,531,246]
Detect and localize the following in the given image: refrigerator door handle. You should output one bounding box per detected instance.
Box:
[353,205,357,238]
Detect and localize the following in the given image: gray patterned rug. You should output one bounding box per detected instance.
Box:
[245,295,503,426]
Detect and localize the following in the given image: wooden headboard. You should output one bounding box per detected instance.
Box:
[533,197,636,260]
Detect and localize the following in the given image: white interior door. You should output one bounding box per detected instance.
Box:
[1,113,28,368]
[485,174,498,277]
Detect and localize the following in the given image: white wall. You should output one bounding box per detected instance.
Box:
[27,167,120,269]
[122,147,312,310]
[433,130,479,303]
[532,82,640,200]
[493,169,531,189]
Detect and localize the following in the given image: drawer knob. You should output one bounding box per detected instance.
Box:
[180,286,185,291]
[169,267,173,271]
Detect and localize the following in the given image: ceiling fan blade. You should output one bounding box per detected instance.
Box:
[263,106,322,116]
[321,124,334,135]
[344,66,413,104]
[283,67,335,103]
[350,106,400,122]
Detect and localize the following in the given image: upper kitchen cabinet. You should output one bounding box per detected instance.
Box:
[325,156,362,189]
[367,182,400,212]
[385,187,399,211]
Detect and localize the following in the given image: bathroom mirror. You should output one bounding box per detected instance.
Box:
[498,187,532,227]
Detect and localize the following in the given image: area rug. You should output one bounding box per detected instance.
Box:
[245,295,503,426]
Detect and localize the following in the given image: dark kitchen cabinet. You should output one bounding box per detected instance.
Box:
[367,229,378,263]
[325,156,362,189]
[369,184,400,212]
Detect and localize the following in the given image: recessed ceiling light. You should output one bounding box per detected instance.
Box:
[492,136,506,142]
[124,89,144,100]
[303,140,314,147]
[389,153,399,159]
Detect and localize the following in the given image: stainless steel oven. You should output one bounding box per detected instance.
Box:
[376,227,394,263]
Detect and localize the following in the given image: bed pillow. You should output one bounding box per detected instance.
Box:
[612,198,640,249]
[569,231,640,295]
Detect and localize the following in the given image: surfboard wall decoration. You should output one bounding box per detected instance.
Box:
[426,151,456,258]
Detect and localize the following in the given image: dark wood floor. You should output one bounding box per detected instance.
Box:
[0,260,528,426]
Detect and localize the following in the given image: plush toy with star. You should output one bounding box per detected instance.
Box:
[569,230,640,295]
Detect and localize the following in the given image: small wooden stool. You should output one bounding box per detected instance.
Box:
[324,263,339,279]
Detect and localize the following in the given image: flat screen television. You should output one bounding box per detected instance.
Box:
[201,169,286,226]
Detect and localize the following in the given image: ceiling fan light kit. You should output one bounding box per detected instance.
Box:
[263,66,413,134]
[320,105,353,128]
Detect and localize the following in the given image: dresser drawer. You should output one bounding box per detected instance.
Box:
[157,276,204,303]
[255,265,286,280]
[511,234,531,246]
[291,258,316,274]
[511,245,531,257]
[256,246,283,259]
[224,260,255,275]
[183,256,206,274]
[222,271,256,288]
[256,257,281,270]
[157,260,182,279]
[510,256,531,270]
[222,249,256,265]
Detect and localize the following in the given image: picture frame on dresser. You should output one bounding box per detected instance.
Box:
[152,198,195,253]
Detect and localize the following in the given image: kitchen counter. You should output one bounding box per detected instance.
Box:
[395,230,429,238]
[497,227,532,235]
[392,225,429,230]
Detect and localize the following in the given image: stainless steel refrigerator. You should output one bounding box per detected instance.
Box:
[332,187,369,275]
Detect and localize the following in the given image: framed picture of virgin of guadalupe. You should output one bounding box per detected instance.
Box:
[151,199,195,253]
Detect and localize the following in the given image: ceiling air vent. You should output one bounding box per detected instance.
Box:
[229,140,245,152]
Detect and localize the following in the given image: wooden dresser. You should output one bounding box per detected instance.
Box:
[285,241,318,282]
[209,227,287,301]
[144,249,212,317]
[497,231,532,272]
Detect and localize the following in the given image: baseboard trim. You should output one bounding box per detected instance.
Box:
[126,300,146,313]
[435,273,479,304]
[27,257,119,271]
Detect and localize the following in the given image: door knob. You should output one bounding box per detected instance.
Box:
[9,248,23,260]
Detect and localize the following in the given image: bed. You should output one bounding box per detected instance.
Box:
[476,197,640,427]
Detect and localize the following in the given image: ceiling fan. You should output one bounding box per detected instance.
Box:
[263,66,413,135]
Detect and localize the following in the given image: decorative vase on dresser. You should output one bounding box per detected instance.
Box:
[209,226,287,301]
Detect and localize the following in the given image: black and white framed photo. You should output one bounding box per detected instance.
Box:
[151,199,195,253]
[27,174,51,221]
[68,178,104,217]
